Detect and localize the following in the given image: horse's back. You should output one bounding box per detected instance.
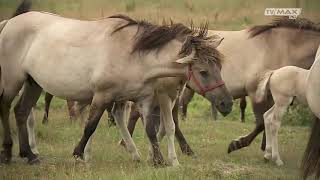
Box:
[270,66,308,101]
[0,11,133,101]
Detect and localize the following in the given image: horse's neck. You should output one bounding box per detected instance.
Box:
[144,62,186,83]
[209,30,255,98]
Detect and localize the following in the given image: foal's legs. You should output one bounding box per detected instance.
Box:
[240,97,247,123]
[228,98,272,153]
[42,92,53,124]
[172,102,194,156]
[14,81,42,164]
[179,88,194,120]
[139,98,166,166]
[119,108,140,147]
[158,93,179,166]
[27,108,39,155]
[263,106,275,161]
[112,101,140,161]
[270,99,291,166]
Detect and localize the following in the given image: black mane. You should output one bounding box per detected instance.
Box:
[248,17,320,38]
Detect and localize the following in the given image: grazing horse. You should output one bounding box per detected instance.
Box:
[255,66,308,166]
[114,18,320,156]
[179,87,247,121]
[174,18,320,153]
[0,1,232,165]
[27,26,231,166]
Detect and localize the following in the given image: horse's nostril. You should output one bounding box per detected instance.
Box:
[220,101,225,108]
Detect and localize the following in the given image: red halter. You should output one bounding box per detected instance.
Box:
[187,65,225,96]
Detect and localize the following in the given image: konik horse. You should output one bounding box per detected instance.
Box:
[0,0,232,165]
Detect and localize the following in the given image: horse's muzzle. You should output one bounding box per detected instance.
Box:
[216,97,233,116]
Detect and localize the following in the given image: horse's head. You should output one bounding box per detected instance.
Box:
[175,26,233,116]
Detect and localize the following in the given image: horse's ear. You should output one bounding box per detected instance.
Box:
[175,49,196,64]
[209,35,224,48]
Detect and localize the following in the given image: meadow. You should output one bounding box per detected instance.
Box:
[0,95,312,180]
[0,0,320,179]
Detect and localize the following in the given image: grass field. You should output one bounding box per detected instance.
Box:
[0,0,319,179]
[0,95,312,179]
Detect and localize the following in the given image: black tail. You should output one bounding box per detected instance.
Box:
[301,115,320,179]
[12,0,31,18]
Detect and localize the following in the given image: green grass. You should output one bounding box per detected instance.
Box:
[0,0,318,179]
[0,96,311,179]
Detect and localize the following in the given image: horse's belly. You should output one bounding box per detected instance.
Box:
[32,71,93,100]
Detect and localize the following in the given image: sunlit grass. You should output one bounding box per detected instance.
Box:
[0,96,310,179]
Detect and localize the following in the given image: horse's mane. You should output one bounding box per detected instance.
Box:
[108,14,223,64]
[248,17,320,38]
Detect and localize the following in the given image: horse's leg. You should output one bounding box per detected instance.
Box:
[74,102,88,125]
[179,88,194,120]
[106,104,116,127]
[146,109,166,166]
[263,106,275,161]
[0,75,25,164]
[138,97,166,166]
[112,101,140,161]
[173,101,194,156]
[14,81,42,164]
[119,107,140,147]
[240,97,247,123]
[270,102,290,166]
[211,105,218,120]
[42,92,53,124]
[158,93,179,166]
[0,96,15,164]
[66,100,77,121]
[228,98,272,153]
[73,95,110,160]
[157,119,166,142]
[27,108,39,155]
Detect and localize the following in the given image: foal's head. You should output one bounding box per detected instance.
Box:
[176,24,233,116]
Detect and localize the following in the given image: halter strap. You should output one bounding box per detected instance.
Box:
[187,65,225,96]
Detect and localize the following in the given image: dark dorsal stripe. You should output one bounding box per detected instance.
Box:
[248,17,320,38]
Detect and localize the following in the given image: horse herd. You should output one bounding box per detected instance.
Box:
[1,0,320,179]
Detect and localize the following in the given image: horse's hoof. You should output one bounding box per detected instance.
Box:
[118,140,127,149]
[132,155,141,162]
[227,139,241,153]
[169,159,180,167]
[31,148,40,155]
[73,155,85,163]
[152,157,167,168]
[184,150,195,156]
[181,146,195,156]
[275,159,284,166]
[28,157,40,165]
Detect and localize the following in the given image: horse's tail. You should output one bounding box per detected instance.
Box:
[301,115,320,179]
[255,71,273,103]
[12,0,32,18]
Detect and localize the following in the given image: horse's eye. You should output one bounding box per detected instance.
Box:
[199,70,209,78]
